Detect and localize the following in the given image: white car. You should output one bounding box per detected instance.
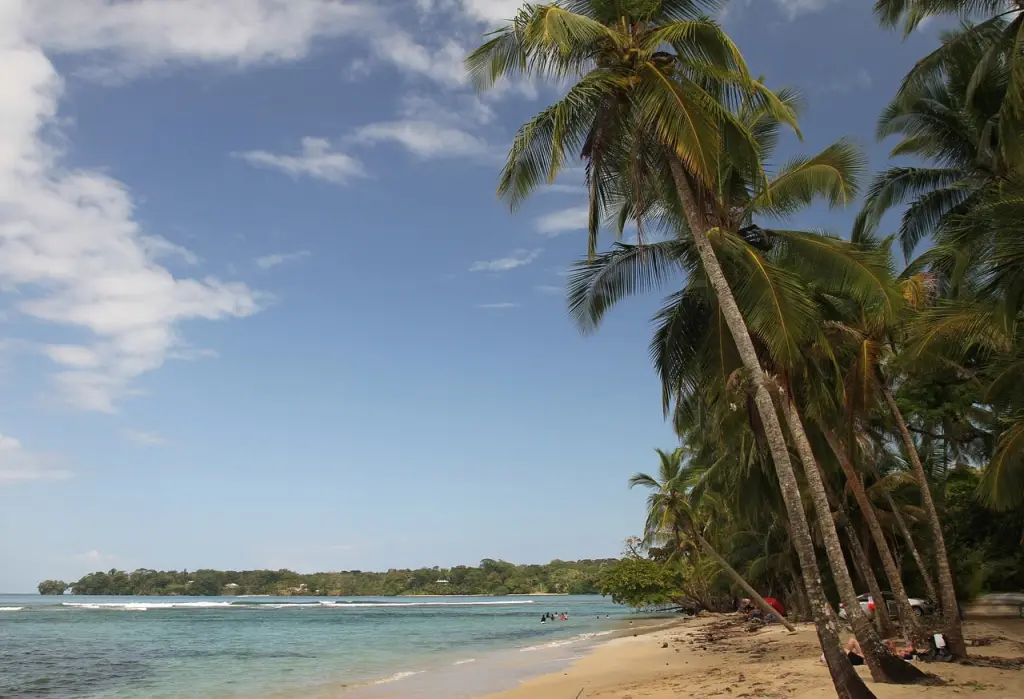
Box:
[839,592,932,619]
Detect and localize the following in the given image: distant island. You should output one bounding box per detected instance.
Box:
[38,559,613,597]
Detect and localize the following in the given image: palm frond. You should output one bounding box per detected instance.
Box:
[497,68,625,209]
[978,418,1024,510]
[744,138,866,220]
[568,240,690,333]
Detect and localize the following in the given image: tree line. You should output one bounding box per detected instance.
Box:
[466,2,1024,698]
[38,559,612,596]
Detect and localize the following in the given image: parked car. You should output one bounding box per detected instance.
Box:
[839,592,933,620]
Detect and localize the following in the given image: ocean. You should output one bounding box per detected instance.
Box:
[0,594,637,698]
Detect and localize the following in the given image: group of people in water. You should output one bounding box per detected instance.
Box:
[540,612,569,623]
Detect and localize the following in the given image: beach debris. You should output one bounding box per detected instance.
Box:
[957,655,1024,669]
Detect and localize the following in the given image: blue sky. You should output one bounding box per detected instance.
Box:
[0,0,945,592]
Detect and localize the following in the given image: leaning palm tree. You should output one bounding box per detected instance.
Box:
[467,5,875,688]
[804,244,970,655]
[629,447,796,632]
[854,36,1020,656]
[874,1,1024,168]
[468,4,872,695]
[564,86,928,680]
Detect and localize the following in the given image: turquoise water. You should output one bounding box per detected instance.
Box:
[0,595,632,698]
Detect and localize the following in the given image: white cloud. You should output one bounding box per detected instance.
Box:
[456,0,524,25]
[237,138,365,184]
[535,284,563,295]
[370,30,468,88]
[399,93,495,127]
[20,0,474,91]
[540,184,584,195]
[825,69,872,93]
[1,3,285,412]
[0,434,71,485]
[536,206,589,236]
[476,302,520,309]
[351,121,491,159]
[19,0,373,77]
[773,0,837,19]
[469,249,541,272]
[255,250,311,269]
[72,549,118,566]
[122,428,167,446]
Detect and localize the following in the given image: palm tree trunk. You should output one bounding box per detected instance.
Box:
[819,424,931,649]
[790,569,811,621]
[692,531,796,632]
[882,487,939,605]
[782,397,927,683]
[840,510,899,639]
[668,160,876,699]
[883,389,967,658]
[820,468,898,639]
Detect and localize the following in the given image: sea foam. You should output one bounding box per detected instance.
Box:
[519,630,613,652]
[55,599,535,612]
[61,601,234,610]
[373,670,423,684]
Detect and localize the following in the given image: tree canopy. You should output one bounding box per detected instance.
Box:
[470,1,1024,694]
[55,559,613,597]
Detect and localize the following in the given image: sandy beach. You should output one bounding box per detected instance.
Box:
[483,616,1024,699]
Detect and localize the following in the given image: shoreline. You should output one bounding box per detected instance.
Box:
[315,617,685,699]
[479,616,1024,699]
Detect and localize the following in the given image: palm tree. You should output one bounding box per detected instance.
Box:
[468,4,873,695]
[854,21,1012,262]
[563,86,931,680]
[860,438,942,605]
[817,423,930,645]
[932,175,1024,511]
[851,28,1024,656]
[852,28,1024,653]
[805,253,969,656]
[873,1,1024,168]
[629,447,796,632]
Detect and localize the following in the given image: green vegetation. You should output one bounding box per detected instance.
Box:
[468,2,1024,698]
[37,580,67,595]
[58,559,612,597]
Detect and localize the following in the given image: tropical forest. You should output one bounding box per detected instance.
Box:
[39,559,611,597]
[462,1,1024,697]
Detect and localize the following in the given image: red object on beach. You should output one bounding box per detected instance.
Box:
[763,597,786,616]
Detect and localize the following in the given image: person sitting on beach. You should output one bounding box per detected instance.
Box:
[886,638,916,660]
[844,637,866,666]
